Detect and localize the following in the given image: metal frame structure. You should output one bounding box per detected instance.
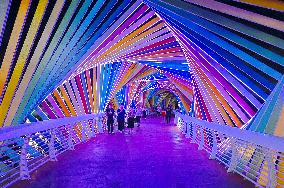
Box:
[0,113,104,188]
[175,112,284,188]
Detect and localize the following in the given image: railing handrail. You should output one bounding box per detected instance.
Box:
[0,113,104,142]
[176,112,284,151]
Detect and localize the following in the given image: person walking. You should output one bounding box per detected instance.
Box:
[106,103,115,134]
[142,107,147,119]
[157,106,162,116]
[117,105,126,133]
[166,106,172,124]
[127,108,135,134]
[135,106,142,127]
[161,108,166,123]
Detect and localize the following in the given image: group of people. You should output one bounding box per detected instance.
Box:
[105,103,173,134]
[152,106,173,124]
[105,104,146,134]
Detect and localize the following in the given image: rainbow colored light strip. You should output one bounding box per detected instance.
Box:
[0,0,282,137]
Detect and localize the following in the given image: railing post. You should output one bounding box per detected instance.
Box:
[266,149,277,188]
[228,138,238,173]
[178,119,182,132]
[198,126,205,150]
[97,117,103,133]
[85,120,90,139]
[178,118,182,131]
[49,129,57,161]
[92,118,96,137]
[178,117,182,130]
[183,120,187,133]
[210,129,217,159]
[81,121,87,142]
[68,124,74,150]
[174,113,178,124]
[20,136,30,180]
[186,122,191,138]
[191,123,197,144]
[182,120,186,134]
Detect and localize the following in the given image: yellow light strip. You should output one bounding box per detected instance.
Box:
[200,73,232,126]
[4,0,65,126]
[239,0,284,11]
[0,0,31,98]
[53,90,71,117]
[93,67,97,113]
[274,107,284,137]
[95,66,101,112]
[193,59,242,127]
[86,70,94,112]
[1,0,48,126]
[185,0,284,32]
[94,17,160,63]
[59,85,77,116]
[132,68,156,81]
[91,23,165,66]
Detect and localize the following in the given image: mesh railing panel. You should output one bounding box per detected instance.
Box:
[175,113,284,188]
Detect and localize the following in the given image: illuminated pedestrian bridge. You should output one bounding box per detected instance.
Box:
[0,0,283,187]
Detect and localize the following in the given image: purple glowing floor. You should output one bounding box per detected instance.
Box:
[13,117,254,188]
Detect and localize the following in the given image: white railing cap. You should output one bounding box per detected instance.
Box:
[177,113,284,152]
[0,113,104,141]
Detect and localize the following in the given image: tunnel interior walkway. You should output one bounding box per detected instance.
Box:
[13,117,253,188]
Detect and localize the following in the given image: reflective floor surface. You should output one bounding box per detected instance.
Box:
[12,117,254,188]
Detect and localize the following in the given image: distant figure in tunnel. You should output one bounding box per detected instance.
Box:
[117,105,126,132]
[161,108,166,123]
[127,108,135,134]
[166,106,172,124]
[142,107,147,119]
[106,103,115,134]
[136,106,142,127]
[157,105,161,116]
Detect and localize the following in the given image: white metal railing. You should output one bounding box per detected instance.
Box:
[0,113,104,188]
[175,112,284,188]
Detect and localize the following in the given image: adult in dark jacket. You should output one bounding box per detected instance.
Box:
[117,105,126,132]
[127,108,135,134]
[106,103,115,134]
[166,106,172,124]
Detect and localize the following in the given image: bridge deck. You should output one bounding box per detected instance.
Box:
[13,117,254,188]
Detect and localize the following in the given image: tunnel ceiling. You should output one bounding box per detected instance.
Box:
[0,0,283,134]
